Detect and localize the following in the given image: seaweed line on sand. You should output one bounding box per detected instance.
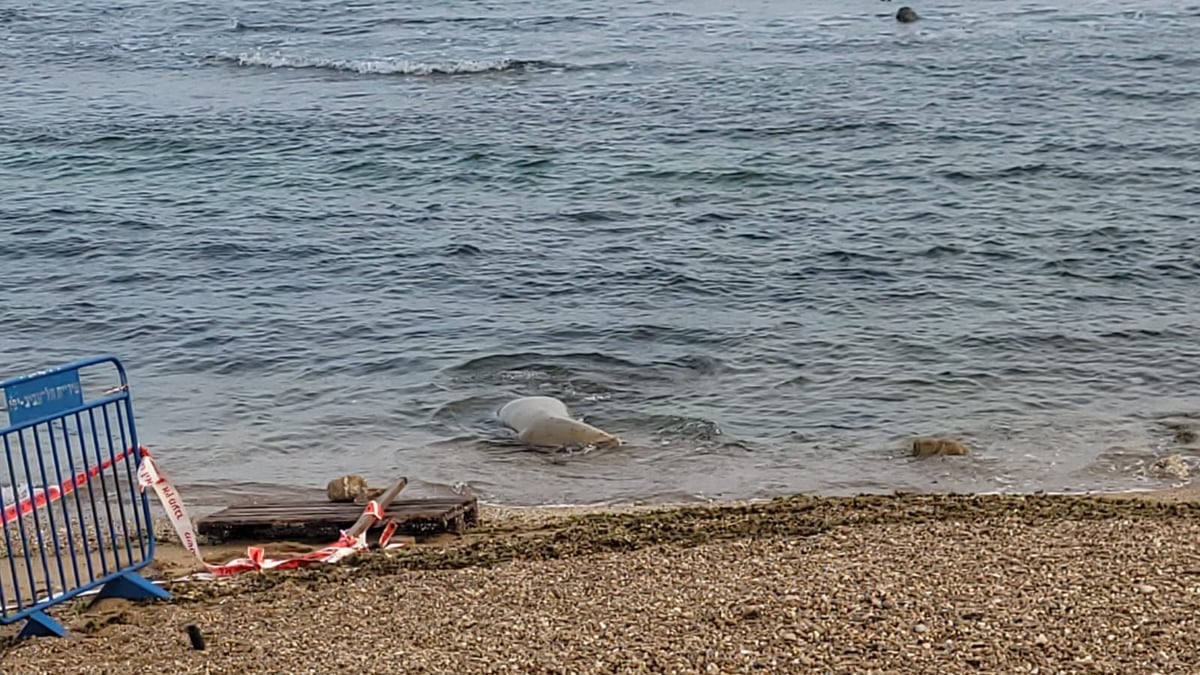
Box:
[167,492,1200,601]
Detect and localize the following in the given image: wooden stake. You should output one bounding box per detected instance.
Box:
[346,477,408,538]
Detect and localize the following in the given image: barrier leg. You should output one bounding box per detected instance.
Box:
[17,610,69,640]
[93,570,172,603]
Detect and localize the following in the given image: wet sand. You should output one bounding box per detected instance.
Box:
[5,487,1200,674]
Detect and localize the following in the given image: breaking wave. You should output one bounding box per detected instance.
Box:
[214,50,554,76]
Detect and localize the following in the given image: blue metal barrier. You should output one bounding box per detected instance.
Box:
[0,356,170,639]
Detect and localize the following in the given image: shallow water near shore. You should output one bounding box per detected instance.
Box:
[2,0,1200,506]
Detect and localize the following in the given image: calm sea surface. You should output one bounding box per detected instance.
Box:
[3,0,1199,506]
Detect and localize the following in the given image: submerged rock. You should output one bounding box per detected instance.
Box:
[911,437,970,458]
[1149,454,1190,480]
[1156,417,1199,444]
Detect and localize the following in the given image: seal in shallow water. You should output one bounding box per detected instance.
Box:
[896,7,919,23]
[498,396,622,449]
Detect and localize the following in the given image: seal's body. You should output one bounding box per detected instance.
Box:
[498,396,621,448]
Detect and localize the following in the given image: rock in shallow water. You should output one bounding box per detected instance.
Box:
[1149,454,1190,480]
[911,437,970,458]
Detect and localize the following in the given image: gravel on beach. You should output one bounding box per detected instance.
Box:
[5,493,1200,674]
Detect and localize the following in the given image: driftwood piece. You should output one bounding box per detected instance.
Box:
[346,477,408,538]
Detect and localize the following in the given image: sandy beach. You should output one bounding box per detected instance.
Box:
[1,488,1200,674]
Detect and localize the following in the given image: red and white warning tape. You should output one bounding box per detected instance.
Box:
[135,448,408,578]
[1,445,406,580]
[2,446,140,524]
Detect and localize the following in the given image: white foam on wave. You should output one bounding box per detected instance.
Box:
[217,50,523,76]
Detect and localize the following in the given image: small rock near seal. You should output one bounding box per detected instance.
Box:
[911,437,970,458]
[896,7,919,23]
[327,474,370,503]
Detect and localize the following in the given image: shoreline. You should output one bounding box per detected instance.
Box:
[6,486,1200,672]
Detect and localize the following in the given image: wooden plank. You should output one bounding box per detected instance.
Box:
[208,498,470,518]
[195,496,479,544]
[197,499,477,523]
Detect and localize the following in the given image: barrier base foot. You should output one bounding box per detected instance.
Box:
[17,610,69,640]
[94,570,173,602]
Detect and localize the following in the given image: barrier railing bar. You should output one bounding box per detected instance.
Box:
[26,429,70,597]
[57,417,96,585]
[2,433,34,612]
[0,521,7,610]
[0,515,11,613]
[86,407,123,571]
[15,431,58,602]
[41,426,83,590]
[114,402,147,561]
[0,484,10,612]
[100,405,135,565]
[73,411,110,579]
